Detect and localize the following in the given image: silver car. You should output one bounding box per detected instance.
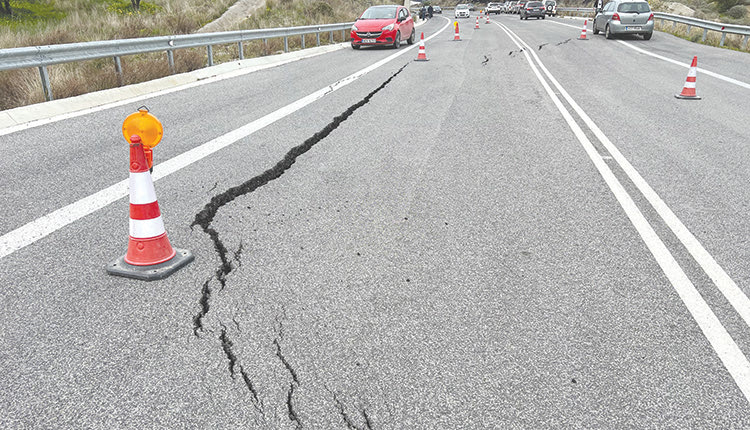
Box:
[593,0,654,40]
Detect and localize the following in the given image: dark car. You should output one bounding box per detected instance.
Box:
[350,5,416,49]
[520,0,546,19]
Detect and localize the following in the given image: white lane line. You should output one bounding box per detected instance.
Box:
[518,21,750,330]
[0,21,451,260]
[497,20,750,404]
[546,19,750,90]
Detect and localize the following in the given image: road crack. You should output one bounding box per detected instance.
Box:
[327,386,373,430]
[189,62,409,336]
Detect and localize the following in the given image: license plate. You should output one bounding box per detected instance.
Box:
[626,26,642,30]
[362,39,377,43]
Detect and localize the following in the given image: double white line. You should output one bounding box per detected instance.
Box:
[494,21,750,402]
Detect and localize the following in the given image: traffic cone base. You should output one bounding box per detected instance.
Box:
[108,249,194,281]
[676,56,701,100]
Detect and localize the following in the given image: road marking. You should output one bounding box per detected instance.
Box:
[546,19,750,90]
[0,21,452,260]
[498,20,750,404]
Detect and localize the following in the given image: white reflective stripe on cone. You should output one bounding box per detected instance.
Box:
[688,69,698,77]
[129,171,158,205]
[130,216,167,238]
[684,82,696,88]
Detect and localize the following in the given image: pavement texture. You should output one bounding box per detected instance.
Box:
[1,14,750,429]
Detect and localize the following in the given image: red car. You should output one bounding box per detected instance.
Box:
[350,5,415,49]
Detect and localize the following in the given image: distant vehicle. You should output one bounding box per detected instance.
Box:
[455,4,471,18]
[511,0,527,13]
[520,1,546,18]
[592,0,654,40]
[468,3,476,11]
[350,5,416,49]
[502,1,515,13]
[433,5,442,13]
[544,0,557,15]
[487,2,503,13]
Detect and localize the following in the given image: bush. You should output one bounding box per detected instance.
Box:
[727,4,747,16]
[714,0,740,12]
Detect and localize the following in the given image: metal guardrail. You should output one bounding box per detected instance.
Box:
[556,7,750,49]
[0,22,354,102]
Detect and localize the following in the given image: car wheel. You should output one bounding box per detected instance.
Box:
[351,43,360,50]
[542,15,545,19]
[643,32,652,40]
[407,29,415,45]
[393,31,401,49]
[520,14,523,19]
[593,21,600,34]
[605,24,613,39]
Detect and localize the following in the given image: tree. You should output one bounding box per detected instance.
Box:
[130,0,141,11]
[1,0,12,16]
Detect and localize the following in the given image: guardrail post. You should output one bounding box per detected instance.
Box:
[238,42,244,60]
[301,34,305,49]
[702,28,708,42]
[113,56,123,86]
[317,32,321,46]
[284,36,289,52]
[38,66,53,101]
[341,29,346,40]
[672,21,676,30]
[687,24,691,34]
[207,45,214,66]
[330,30,334,43]
[743,35,749,50]
[167,50,175,74]
[720,32,726,46]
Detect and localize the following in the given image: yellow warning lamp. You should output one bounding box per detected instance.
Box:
[122,106,163,149]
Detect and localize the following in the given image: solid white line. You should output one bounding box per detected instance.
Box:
[498,20,750,404]
[514,21,750,330]
[0,21,452,260]
[546,19,750,90]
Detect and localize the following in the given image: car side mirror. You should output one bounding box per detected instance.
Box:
[398,16,405,22]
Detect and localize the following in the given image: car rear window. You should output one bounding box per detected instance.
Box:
[360,6,398,19]
[545,0,556,5]
[528,2,543,6]
[617,2,650,13]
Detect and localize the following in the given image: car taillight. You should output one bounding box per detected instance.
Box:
[526,7,532,10]
[648,12,654,20]
[612,12,621,21]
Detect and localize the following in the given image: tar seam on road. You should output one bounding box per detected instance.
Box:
[190,62,410,336]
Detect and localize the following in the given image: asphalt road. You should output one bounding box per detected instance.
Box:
[2,13,750,429]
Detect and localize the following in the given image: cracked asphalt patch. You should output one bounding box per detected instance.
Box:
[187,62,409,426]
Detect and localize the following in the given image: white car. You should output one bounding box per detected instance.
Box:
[544,0,557,16]
[487,2,503,13]
[455,4,470,18]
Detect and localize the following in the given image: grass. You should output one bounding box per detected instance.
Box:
[0,0,392,110]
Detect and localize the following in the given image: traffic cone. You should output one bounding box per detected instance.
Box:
[454,21,461,41]
[475,16,480,29]
[675,56,701,100]
[578,20,588,40]
[107,135,194,281]
[415,32,429,61]
[486,14,491,24]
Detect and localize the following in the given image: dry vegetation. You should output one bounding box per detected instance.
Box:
[0,0,392,110]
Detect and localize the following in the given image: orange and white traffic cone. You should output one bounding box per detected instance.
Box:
[675,56,701,100]
[475,16,480,29]
[578,19,588,40]
[415,32,429,61]
[454,21,461,41]
[107,135,194,280]
[486,14,491,24]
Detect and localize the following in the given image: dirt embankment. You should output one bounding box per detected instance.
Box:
[197,0,265,33]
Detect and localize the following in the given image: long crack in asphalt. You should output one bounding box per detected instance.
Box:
[190,62,409,336]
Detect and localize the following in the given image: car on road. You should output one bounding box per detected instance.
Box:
[520,1,546,19]
[544,0,557,15]
[511,0,528,13]
[455,3,471,18]
[593,0,654,39]
[433,5,442,13]
[487,2,503,13]
[351,5,415,49]
[468,3,476,11]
